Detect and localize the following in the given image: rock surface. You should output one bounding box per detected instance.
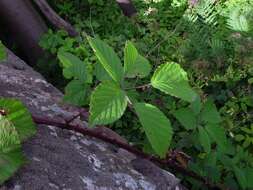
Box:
[0,50,186,190]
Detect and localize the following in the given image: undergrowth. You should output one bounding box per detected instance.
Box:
[38,0,253,189]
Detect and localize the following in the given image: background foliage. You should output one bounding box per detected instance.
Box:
[38,0,253,189]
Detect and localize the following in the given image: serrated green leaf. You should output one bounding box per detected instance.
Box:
[201,99,221,124]
[0,42,6,61]
[124,41,151,78]
[57,51,88,82]
[198,127,211,153]
[0,116,20,152]
[151,63,197,102]
[64,80,87,106]
[89,82,127,126]
[0,100,33,185]
[88,37,124,84]
[134,103,173,158]
[0,98,36,141]
[124,41,138,73]
[173,107,197,130]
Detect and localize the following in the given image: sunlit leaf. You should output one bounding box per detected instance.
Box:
[151,63,197,102]
[89,81,127,126]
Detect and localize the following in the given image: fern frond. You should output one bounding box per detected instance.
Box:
[226,6,253,33]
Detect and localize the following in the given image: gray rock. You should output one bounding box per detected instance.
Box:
[0,50,186,190]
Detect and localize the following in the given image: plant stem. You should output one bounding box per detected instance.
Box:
[124,83,151,90]
[32,114,219,189]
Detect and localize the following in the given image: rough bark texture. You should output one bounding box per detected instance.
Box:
[0,0,47,64]
[0,50,186,190]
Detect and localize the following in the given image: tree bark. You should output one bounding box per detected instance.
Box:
[0,0,48,64]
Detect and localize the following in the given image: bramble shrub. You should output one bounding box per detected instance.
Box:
[10,0,253,188]
[57,37,253,189]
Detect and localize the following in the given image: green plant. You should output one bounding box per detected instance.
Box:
[0,46,36,184]
[0,41,6,61]
[38,1,253,188]
[56,37,253,189]
[0,98,36,184]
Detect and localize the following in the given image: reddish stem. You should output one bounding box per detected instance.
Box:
[32,115,217,189]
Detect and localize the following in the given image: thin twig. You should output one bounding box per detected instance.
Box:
[32,115,219,189]
[124,83,151,90]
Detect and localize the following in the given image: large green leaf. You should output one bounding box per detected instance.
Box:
[201,99,221,124]
[88,37,124,84]
[64,80,88,106]
[198,127,211,153]
[89,81,128,126]
[0,98,36,141]
[0,42,6,61]
[151,63,197,102]
[134,103,173,158]
[173,107,197,130]
[124,41,151,78]
[0,98,36,184]
[57,51,88,82]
